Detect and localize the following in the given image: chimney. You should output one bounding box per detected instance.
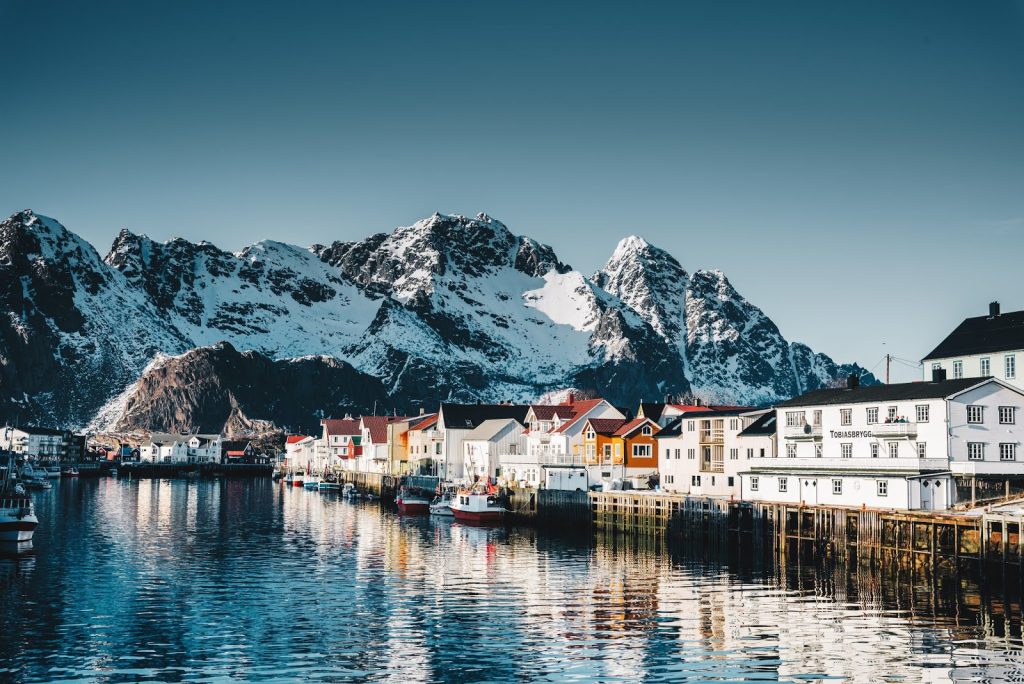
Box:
[695,398,702,407]
[419,407,425,415]
[847,374,860,390]
[932,367,947,383]
[566,391,574,405]
[990,301,1001,318]
[664,394,673,404]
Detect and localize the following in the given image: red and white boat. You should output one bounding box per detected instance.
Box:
[396,485,432,515]
[450,487,506,524]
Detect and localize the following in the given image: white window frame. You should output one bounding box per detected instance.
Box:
[888,441,899,458]
[917,442,927,458]
[866,407,878,424]
[953,360,963,379]
[641,425,653,436]
[687,448,695,460]
[840,443,852,459]
[832,479,843,495]
[870,443,879,458]
[967,442,985,461]
[840,409,852,426]
[915,405,929,423]
[877,480,888,497]
[1000,443,1017,462]
[750,476,759,492]
[785,411,806,428]
[778,477,788,493]
[967,405,984,424]
[786,443,797,458]
[729,448,738,460]
[999,406,1016,425]
[814,443,822,458]
[1007,355,1017,380]
[981,357,991,376]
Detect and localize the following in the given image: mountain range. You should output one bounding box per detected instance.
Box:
[0,209,874,434]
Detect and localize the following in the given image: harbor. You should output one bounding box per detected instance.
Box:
[3,476,1024,682]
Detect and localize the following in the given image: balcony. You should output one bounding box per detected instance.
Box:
[784,424,822,440]
[872,422,918,439]
[749,456,948,473]
[699,430,724,444]
[700,457,725,473]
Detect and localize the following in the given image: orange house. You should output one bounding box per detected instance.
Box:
[582,417,661,479]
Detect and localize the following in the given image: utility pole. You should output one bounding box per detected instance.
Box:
[886,354,891,384]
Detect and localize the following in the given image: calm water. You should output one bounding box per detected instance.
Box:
[1,479,1023,683]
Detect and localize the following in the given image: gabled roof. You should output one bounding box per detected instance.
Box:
[585,418,627,435]
[322,418,361,437]
[463,418,524,442]
[408,414,438,431]
[13,426,66,436]
[739,411,777,437]
[286,435,308,444]
[361,416,390,443]
[613,417,659,437]
[530,405,572,421]
[440,403,530,430]
[924,309,1024,361]
[775,378,993,408]
[638,403,666,422]
[551,399,610,433]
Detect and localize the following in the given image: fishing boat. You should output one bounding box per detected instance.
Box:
[1,454,38,542]
[43,464,62,479]
[303,472,321,489]
[396,485,432,515]
[450,486,506,524]
[291,470,305,487]
[318,471,340,491]
[342,482,359,500]
[429,492,454,517]
[62,466,80,477]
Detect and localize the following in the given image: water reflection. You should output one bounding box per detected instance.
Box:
[0,479,1022,682]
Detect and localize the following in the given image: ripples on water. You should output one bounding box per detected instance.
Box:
[1,479,1023,682]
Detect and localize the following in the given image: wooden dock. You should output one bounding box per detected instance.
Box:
[574,490,1024,568]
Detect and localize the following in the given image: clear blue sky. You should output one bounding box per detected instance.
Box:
[2,0,1022,380]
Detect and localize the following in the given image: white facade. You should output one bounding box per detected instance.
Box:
[139,433,223,464]
[739,378,1024,511]
[4,428,66,458]
[926,352,1021,392]
[407,417,443,476]
[658,410,771,498]
[463,419,527,481]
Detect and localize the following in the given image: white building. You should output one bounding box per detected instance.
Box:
[406,414,442,476]
[739,376,1024,511]
[3,427,67,458]
[657,409,771,497]
[923,301,1023,392]
[432,404,531,480]
[140,433,223,464]
[462,418,527,481]
[320,418,361,463]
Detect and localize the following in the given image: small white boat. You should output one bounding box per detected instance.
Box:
[429,493,454,517]
[342,482,359,500]
[303,474,321,489]
[450,487,506,524]
[2,455,39,542]
[44,465,62,479]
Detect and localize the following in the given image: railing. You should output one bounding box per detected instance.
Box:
[872,422,918,438]
[783,424,823,440]
[749,457,949,472]
[505,452,586,467]
[700,457,725,473]
[699,430,724,444]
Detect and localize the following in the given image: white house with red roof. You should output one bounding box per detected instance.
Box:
[406,414,441,476]
[284,434,317,471]
[320,418,362,468]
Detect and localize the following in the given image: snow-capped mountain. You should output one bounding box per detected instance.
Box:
[0,209,874,432]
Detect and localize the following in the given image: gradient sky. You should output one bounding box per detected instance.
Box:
[1,0,1022,381]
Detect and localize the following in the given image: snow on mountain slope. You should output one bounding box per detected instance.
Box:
[0,209,875,431]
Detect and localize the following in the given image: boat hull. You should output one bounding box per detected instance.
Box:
[0,518,38,542]
[429,504,454,517]
[451,508,504,524]
[396,498,431,515]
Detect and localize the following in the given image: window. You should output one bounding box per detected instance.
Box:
[877,481,888,497]
[832,479,843,495]
[1007,355,1017,380]
[917,442,927,458]
[967,405,984,423]
[866,407,878,424]
[641,425,653,436]
[786,443,797,458]
[664,448,670,460]
[786,411,806,427]
[981,357,991,376]
[888,442,899,458]
[687,421,695,432]
[674,448,681,460]
[727,477,734,487]
[953,360,963,379]
[915,405,929,423]
[1000,443,1017,461]
[814,443,822,458]
[1000,407,1016,425]
[841,443,852,458]
[664,475,674,484]
[840,409,852,426]
[632,444,652,458]
[760,448,766,458]
[779,478,788,493]
[692,475,701,486]
[871,443,879,458]
[729,419,739,431]
[887,406,898,421]
[746,448,754,459]
[687,448,695,460]
[967,442,985,461]
[750,476,759,492]
[728,448,737,460]
[585,428,595,440]
[932,362,941,373]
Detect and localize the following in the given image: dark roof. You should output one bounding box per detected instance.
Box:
[924,310,1024,361]
[654,417,684,439]
[16,426,66,436]
[638,403,665,421]
[439,403,531,430]
[586,418,627,435]
[776,378,991,408]
[739,412,777,437]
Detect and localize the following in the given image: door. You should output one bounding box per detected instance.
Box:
[920,480,933,511]
[801,477,818,505]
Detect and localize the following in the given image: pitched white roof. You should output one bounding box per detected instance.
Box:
[463,418,523,442]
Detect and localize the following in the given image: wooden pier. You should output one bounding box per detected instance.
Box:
[573,490,1024,568]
